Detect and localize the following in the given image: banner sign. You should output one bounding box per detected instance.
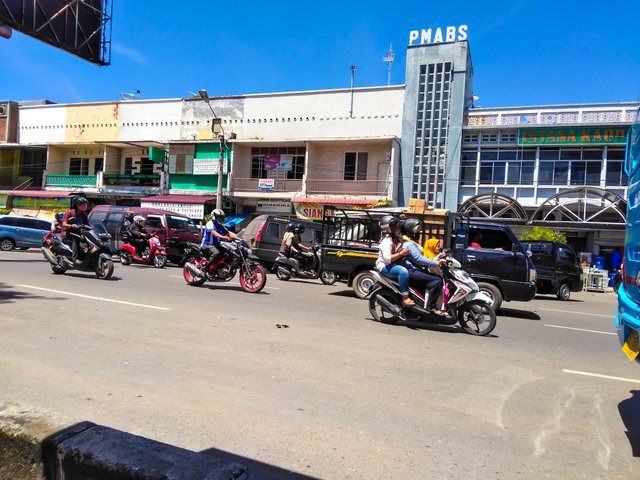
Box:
[258,179,275,190]
[409,25,468,46]
[140,201,204,219]
[518,127,628,146]
[193,157,228,175]
[264,154,294,172]
[256,201,291,214]
[11,196,69,208]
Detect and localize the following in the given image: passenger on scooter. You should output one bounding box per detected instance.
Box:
[44,212,64,246]
[401,219,447,315]
[292,224,314,274]
[201,208,240,271]
[61,196,90,259]
[279,223,296,257]
[127,215,150,257]
[375,215,414,307]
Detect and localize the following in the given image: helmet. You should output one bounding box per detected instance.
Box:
[133,215,145,225]
[401,218,422,239]
[212,208,226,223]
[55,212,64,222]
[286,223,295,232]
[295,224,306,234]
[379,215,400,234]
[71,196,89,209]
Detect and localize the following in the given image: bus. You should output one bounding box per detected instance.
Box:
[617,106,640,363]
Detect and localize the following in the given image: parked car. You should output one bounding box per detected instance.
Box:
[239,215,323,268]
[87,205,201,264]
[0,215,52,251]
[521,240,583,300]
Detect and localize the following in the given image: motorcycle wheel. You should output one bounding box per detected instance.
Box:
[369,290,401,324]
[240,263,267,293]
[183,258,206,286]
[119,251,133,265]
[275,267,291,281]
[353,271,376,299]
[51,264,67,275]
[320,270,337,285]
[153,254,167,269]
[95,259,114,280]
[457,300,496,336]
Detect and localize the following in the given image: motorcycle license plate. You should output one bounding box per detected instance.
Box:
[622,330,640,362]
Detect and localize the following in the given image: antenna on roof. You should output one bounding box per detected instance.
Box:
[383,44,394,85]
[119,89,141,100]
[349,62,361,118]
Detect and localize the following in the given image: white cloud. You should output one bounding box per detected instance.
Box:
[112,42,146,65]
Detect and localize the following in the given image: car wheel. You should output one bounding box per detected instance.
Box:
[556,283,571,301]
[320,270,337,285]
[476,282,502,311]
[0,238,15,251]
[353,271,376,299]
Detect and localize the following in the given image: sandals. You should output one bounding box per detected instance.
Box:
[402,298,415,307]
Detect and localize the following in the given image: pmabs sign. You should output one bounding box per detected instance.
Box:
[409,25,468,46]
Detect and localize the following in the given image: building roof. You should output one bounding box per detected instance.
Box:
[0,190,72,198]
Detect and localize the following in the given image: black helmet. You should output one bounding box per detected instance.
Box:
[55,212,64,222]
[379,215,400,234]
[401,218,422,239]
[286,223,295,232]
[71,196,88,209]
[295,224,306,234]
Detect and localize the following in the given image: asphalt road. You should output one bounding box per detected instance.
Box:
[1,250,639,479]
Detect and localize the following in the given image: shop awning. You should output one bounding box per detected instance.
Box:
[291,196,378,205]
[0,190,73,198]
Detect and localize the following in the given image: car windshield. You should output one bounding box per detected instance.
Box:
[167,215,199,233]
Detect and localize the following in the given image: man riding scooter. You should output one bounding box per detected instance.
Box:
[126,215,150,257]
[200,209,240,274]
[61,196,90,261]
[291,224,315,275]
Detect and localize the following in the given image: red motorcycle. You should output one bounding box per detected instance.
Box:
[119,234,167,268]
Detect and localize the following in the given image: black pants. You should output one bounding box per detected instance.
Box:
[203,245,223,269]
[132,237,148,256]
[408,269,442,308]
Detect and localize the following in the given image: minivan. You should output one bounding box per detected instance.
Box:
[521,240,583,300]
[0,215,52,251]
[88,205,201,264]
[240,215,323,268]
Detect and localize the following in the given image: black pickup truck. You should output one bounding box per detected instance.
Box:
[521,240,583,300]
[320,208,537,310]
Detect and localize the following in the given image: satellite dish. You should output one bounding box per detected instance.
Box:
[119,89,141,100]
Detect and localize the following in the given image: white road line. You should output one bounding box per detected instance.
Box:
[563,369,640,384]
[544,324,616,335]
[170,275,183,278]
[17,284,171,311]
[540,307,613,318]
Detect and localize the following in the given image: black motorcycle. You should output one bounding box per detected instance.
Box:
[183,239,267,293]
[273,244,337,284]
[42,223,114,280]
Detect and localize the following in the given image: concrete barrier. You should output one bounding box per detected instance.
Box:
[1,400,294,480]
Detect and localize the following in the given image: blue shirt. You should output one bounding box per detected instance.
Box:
[402,240,439,271]
[200,220,229,248]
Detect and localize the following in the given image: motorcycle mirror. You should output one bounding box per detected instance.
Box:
[67,217,77,224]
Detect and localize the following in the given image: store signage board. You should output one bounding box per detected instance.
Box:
[258,179,275,190]
[518,127,628,145]
[257,201,291,213]
[193,157,228,175]
[141,201,204,219]
[409,25,468,46]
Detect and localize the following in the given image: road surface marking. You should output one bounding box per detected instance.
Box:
[544,324,616,335]
[540,308,613,318]
[170,275,183,278]
[17,284,171,311]
[563,369,640,384]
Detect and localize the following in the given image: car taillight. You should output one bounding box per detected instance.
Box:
[255,221,266,244]
[529,268,536,283]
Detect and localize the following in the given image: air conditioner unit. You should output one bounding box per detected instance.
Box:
[223,199,233,210]
[0,105,5,116]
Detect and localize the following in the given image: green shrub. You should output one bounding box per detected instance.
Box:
[521,227,567,244]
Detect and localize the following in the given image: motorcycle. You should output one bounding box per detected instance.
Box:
[118,234,167,268]
[273,244,337,285]
[41,223,114,280]
[183,239,267,293]
[367,254,496,336]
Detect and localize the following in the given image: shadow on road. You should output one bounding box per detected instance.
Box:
[365,316,499,337]
[498,307,541,321]
[619,389,640,457]
[201,284,270,294]
[327,289,357,298]
[0,282,64,304]
[534,295,584,303]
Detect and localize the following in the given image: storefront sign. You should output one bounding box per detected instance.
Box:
[518,127,628,145]
[140,201,204,219]
[193,157,228,175]
[256,201,291,214]
[11,196,68,208]
[258,179,275,190]
[409,25,468,46]
[264,154,294,172]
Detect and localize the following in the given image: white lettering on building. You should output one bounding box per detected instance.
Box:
[409,25,468,46]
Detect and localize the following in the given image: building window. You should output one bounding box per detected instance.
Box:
[124,157,133,175]
[479,150,505,184]
[481,133,497,144]
[606,149,628,186]
[250,146,305,179]
[538,149,567,185]
[460,150,477,184]
[94,158,104,174]
[506,150,535,184]
[69,157,89,175]
[463,133,479,144]
[140,157,155,175]
[500,132,517,144]
[344,152,368,180]
[169,154,194,174]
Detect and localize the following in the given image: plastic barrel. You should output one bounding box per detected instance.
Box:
[608,272,617,287]
[611,251,622,270]
[594,255,606,270]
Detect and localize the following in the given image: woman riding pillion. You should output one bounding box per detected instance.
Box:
[375,216,414,307]
[400,218,447,315]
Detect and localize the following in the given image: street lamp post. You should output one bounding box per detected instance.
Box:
[198,89,225,210]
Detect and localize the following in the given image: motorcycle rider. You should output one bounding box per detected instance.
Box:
[401,218,447,315]
[44,212,64,246]
[201,208,240,272]
[279,223,296,257]
[291,224,314,274]
[127,215,150,257]
[375,215,414,307]
[61,196,90,259]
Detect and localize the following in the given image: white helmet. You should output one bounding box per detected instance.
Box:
[133,215,145,225]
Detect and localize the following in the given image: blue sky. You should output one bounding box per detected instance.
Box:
[2,0,639,107]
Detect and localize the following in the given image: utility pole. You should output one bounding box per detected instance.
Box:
[349,62,361,118]
[199,89,226,210]
[383,44,394,85]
